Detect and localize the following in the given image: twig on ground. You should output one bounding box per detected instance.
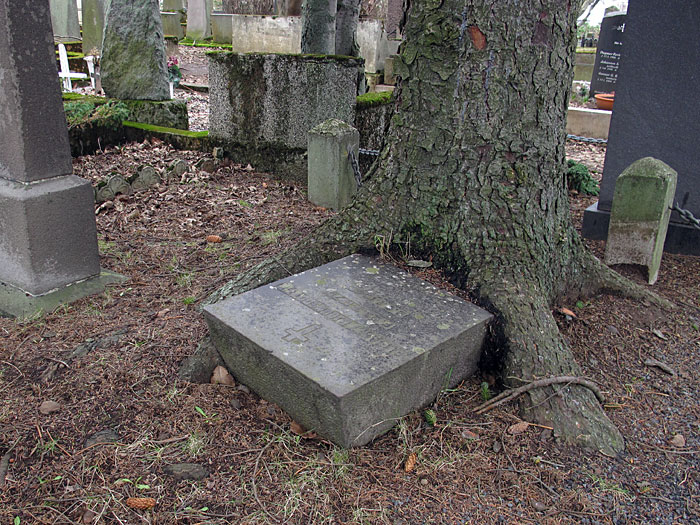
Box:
[251,436,281,524]
[475,376,605,414]
[0,438,21,487]
[644,358,677,376]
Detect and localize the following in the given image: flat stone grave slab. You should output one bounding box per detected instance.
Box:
[204,254,492,447]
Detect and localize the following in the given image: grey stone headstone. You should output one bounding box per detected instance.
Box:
[590,11,626,96]
[582,2,700,255]
[49,0,80,39]
[0,0,119,308]
[204,254,492,447]
[605,158,677,285]
[307,119,359,211]
[186,0,212,40]
[82,0,110,55]
[161,11,184,39]
[163,0,186,11]
[101,0,170,101]
[211,13,233,43]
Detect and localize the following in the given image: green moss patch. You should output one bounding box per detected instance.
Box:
[356,91,393,108]
[123,121,209,138]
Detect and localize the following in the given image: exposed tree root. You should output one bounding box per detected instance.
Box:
[475,376,604,414]
[580,252,674,309]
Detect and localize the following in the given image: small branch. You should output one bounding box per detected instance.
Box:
[0,438,21,487]
[475,376,604,414]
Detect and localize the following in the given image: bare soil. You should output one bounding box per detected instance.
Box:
[1,52,699,524]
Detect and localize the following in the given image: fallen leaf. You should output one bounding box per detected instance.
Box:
[461,429,479,440]
[39,400,61,415]
[670,434,686,448]
[404,452,417,473]
[290,421,317,439]
[126,497,156,510]
[210,365,235,386]
[262,182,268,188]
[508,421,530,435]
[651,329,667,340]
[206,235,222,243]
[558,307,577,318]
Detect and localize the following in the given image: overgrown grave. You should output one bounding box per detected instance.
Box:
[204,254,492,447]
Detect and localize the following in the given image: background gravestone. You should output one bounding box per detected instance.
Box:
[186,0,213,40]
[589,10,626,96]
[48,0,80,40]
[582,1,700,255]
[0,0,122,317]
[101,0,170,101]
[605,158,677,285]
[82,0,110,55]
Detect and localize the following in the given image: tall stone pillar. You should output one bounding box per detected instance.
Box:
[0,0,123,317]
[82,0,110,55]
[186,0,212,40]
[48,0,81,39]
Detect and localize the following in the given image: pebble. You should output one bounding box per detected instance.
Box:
[39,400,61,414]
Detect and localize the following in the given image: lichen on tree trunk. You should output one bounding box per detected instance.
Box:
[207,0,661,455]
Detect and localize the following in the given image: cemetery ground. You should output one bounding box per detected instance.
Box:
[0,138,699,524]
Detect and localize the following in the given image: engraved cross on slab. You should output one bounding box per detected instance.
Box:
[282,323,321,345]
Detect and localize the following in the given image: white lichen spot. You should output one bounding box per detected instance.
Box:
[366,320,375,325]
[242,308,251,312]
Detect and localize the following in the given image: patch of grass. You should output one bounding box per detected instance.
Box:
[261,229,285,246]
[182,431,207,457]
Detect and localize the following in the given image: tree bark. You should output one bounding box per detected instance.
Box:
[334,0,361,56]
[208,0,663,455]
[301,0,337,54]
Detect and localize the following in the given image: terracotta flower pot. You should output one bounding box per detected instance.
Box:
[594,93,614,111]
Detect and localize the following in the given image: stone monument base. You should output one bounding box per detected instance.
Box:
[204,254,492,447]
[582,202,700,256]
[0,270,126,318]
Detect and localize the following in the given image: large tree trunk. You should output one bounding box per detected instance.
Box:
[208,0,662,455]
[334,0,360,56]
[301,0,337,54]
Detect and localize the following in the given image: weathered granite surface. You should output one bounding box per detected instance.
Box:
[208,52,361,150]
[204,254,492,447]
[101,0,170,100]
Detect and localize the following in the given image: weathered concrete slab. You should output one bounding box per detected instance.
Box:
[566,107,611,140]
[604,157,677,285]
[204,254,492,447]
[209,52,360,150]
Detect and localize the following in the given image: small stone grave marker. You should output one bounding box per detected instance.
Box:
[204,254,492,447]
[605,157,677,285]
[307,119,359,211]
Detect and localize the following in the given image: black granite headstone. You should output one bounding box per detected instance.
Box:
[582,2,700,255]
[590,11,626,96]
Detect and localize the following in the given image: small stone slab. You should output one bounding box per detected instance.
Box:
[204,254,492,447]
[605,157,677,284]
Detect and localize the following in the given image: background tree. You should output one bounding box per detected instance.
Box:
[301,0,360,55]
[209,0,662,455]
